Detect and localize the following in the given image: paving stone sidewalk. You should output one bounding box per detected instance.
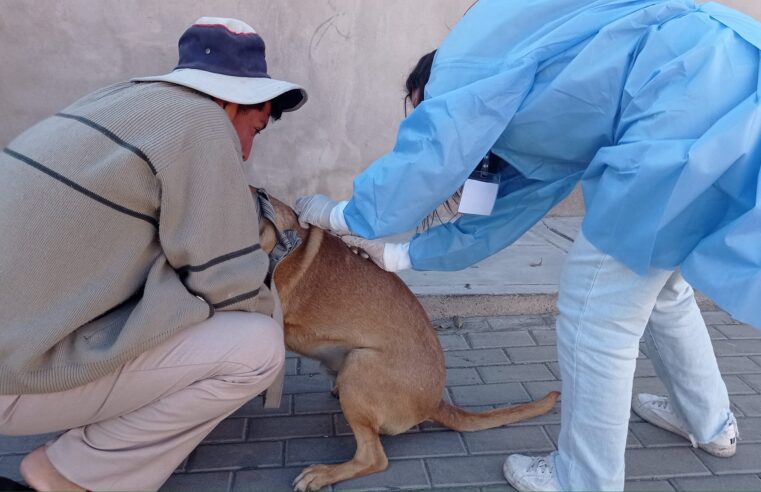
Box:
[1,309,759,491]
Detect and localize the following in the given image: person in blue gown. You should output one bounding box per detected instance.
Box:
[296,1,759,489]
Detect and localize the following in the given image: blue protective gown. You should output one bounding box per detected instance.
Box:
[342,0,761,328]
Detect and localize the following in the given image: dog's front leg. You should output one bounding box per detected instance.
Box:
[292,422,387,491]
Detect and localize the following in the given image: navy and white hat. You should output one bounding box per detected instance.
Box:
[132,17,307,112]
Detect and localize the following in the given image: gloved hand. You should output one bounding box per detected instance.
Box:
[341,235,412,272]
[294,194,350,235]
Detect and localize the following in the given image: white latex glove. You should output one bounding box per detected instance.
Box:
[341,235,412,272]
[294,195,350,235]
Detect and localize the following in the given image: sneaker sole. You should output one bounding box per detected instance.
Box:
[700,442,736,458]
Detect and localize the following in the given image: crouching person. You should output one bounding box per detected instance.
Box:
[0,17,307,491]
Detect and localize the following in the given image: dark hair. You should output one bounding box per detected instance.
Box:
[405,50,436,110]
[246,98,283,121]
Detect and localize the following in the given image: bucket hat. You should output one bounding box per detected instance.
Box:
[132,17,307,111]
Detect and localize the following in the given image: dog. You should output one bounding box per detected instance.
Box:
[252,187,560,492]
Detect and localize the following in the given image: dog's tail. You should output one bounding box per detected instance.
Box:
[430,391,560,432]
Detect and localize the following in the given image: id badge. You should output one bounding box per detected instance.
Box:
[458,160,500,216]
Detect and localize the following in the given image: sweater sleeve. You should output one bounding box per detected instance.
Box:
[157,137,271,314]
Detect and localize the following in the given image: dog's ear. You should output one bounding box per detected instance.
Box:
[259,221,278,254]
[270,197,306,235]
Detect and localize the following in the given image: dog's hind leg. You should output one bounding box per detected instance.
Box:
[292,414,387,492]
[293,352,394,491]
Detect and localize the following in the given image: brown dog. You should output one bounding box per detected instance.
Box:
[253,187,560,492]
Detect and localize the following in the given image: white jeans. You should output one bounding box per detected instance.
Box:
[553,231,733,491]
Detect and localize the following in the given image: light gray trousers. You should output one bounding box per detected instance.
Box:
[0,311,285,491]
[554,232,732,491]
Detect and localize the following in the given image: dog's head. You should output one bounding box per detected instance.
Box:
[250,187,309,255]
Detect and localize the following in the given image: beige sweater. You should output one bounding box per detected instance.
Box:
[0,82,274,394]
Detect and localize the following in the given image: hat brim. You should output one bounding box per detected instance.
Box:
[131,68,307,112]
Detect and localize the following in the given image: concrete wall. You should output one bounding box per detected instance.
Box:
[1,1,759,214]
[715,0,761,17]
[0,0,472,206]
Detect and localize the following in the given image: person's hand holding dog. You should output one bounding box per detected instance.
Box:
[296,194,411,272]
[341,235,411,272]
[294,194,351,235]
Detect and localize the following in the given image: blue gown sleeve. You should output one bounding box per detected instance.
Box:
[342,58,538,239]
[408,170,582,271]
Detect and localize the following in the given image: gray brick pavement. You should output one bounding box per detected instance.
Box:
[450,383,530,406]
[717,356,761,375]
[623,447,711,480]
[732,395,761,416]
[445,349,510,367]
[203,419,247,444]
[188,442,283,472]
[624,479,675,491]
[467,331,536,349]
[163,471,232,491]
[445,367,483,386]
[736,417,761,442]
[672,474,761,491]
[334,459,430,491]
[462,426,555,454]
[478,363,555,384]
[1,309,760,491]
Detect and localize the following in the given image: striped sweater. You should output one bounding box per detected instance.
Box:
[0,81,274,394]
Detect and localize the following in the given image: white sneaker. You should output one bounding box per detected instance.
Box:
[503,454,561,492]
[632,393,738,457]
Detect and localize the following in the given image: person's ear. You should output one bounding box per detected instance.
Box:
[222,102,240,121]
[213,98,240,121]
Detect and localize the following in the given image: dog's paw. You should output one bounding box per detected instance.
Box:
[293,464,333,492]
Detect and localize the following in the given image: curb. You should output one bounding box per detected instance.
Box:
[416,292,718,320]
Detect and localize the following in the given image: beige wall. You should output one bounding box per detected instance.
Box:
[0,0,471,206]
[713,0,761,17]
[1,1,760,213]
